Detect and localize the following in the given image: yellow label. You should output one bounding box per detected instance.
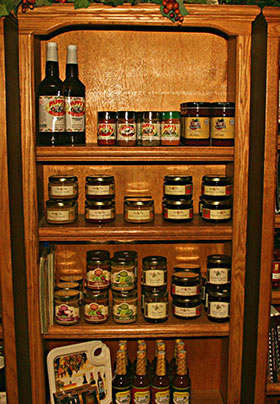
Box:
[211,117,235,139]
[182,117,209,139]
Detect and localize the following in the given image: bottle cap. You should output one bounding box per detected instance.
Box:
[67,44,78,64]
[46,42,58,62]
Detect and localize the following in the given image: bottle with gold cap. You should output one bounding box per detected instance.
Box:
[151,350,170,404]
[112,349,131,404]
[132,350,151,404]
[171,350,191,404]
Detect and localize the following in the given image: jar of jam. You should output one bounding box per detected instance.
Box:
[141,111,161,146]
[142,256,167,291]
[59,274,84,305]
[163,175,193,199]
[84,288,109,323]
[180,102,211,146]
[114,250,138,282]
[86,250,111,290]
[46,199,77,225]
[85,175,115,199]
[117,111,136,146]
[97,111,117,146]
[85,198,115,223]
[54,289,80,325]
[207,254,231,285]
[172,296,201,319]
[171,271,201,298]
[143,289,169,323]
[161,111,181,146]
[173,263,201,274]
[207,284,230,322]
[163,199,193,222]
[111,256,136,291]
[124,197,154,223]
[201,198,232,223]
[112,289,137,323]
[201,175,233,200]
[210,102,235,146]
[48,175,78,200]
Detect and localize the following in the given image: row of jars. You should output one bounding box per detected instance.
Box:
[97,102,235,147]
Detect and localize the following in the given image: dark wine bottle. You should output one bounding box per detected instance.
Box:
[132,350,151,404]
[171,350,191,404]
[112,349,131,404]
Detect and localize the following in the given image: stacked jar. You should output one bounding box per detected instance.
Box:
[54,280,80,325]
[162,175,193,222]
[141,256,169,323]
[124,196,154,224]
[45,175,78,225]
[85,175,115,223]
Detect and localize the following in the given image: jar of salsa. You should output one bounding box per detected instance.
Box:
[161,111,181,146]
[180,102,211,146]
[117,111,136,146]
[86,250,111,290]
[48,175,78,200]
[163,175,192,200]
[85,175,115,199]
[210,102,235,146]
[54,289,80,325]
[201,175,233,200]
[84,288,109,323]
[85,198,115,223]
[141,111,161,146]
[46,199,77,225]
[97,111,117,146]
[112,289,137,323]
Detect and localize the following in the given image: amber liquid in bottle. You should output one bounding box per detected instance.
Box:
[171,350,191,404]
[63,44,85,145]
[132,350,151,404]
[151,350,170,404]
[112,349,131,404]
[38,42,65,146]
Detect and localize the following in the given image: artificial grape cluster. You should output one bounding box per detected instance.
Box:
[21,0,36,12]
[162,0,184,24]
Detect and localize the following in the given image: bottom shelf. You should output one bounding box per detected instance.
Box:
[192,390,224,403]
[267,383,280,395]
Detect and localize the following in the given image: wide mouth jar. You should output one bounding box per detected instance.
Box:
[172,295,201,319]
[180,102,211,146]
[207,283,230,322]
[201,198,232,223]
[202,175,233,199]
[48,175,78,200]
[124,197,154,223]
[111,256,136,291]
[84,288,109,324]
[163,198,193,222]
[143,289,169,323]
[45,199,77,225]
[171,271,201,298]
[163,175,193,199]
[54,289,80,326]
[112,289,137,324]
[211,102,235,146]
[85,198,115,223]
[85,175,115,199]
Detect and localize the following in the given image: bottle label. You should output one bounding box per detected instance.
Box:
[152,386,170,404]
[144,302,168,319]
[86,184,112,196]
[209,301,230,318]
[86,268,110,288]
[211,117,235,139]
[113,302,137,322]
[142,123,160,140]
[55,304,79,323]
[114,389,131,404]
[86,208,113,220]
[202,208,231,220]
[173,304,201,318]
[118,123,136,140]
[98,123,116,140]
[49,185,74,197]
[161,123,180,141]
[127,209,152,221]
[208,267,229,284]
[84,302,108,322]
[172,387,191,404]
[164,185,192,196]
[171,284,200,296]
[47,208,75,222]
[143,270,166,286]
[39,95,65,132]
[164,208,193,220]
[202,185,232,196]
[111,270,135,289]
[182,117,209,139]
[132,386,151,404]
[65,96,85,132]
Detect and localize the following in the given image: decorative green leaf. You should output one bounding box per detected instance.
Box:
[0,3,10,16]
[74,0,90,8]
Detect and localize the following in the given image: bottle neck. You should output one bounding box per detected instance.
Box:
[116,351,127,376]
[45,60,59,77]
[136,351,147,376]
[156,351,166,377]
[66,63,78,78]
[176,350,187,376]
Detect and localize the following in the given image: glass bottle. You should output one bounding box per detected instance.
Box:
[171,350,191,404]
[112,349,131,404]
[150,342,168,383]
[168,339,184,381]
[151,350,170,404]
[132,340,150,377]
[38,42,65,146]
[132,350,151,404]
[63,44,86,145]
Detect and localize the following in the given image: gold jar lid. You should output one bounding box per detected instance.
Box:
[54,289,79,300]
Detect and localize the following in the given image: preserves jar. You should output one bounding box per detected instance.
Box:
[114,250,138,282]
[54,289,80,325]
[142,256,167,290]
[201,198,232,223]
[163,199,193,222]
[85,198,115,223]
[171,271,201,298]
[45,199,77,224]
[59,274,84,305]
[161,111,181,146]
[143,289,169,323]
[124,197,154,223]
[111,256,136,291]
[84,288,109,323]
[207,284,230,322]
[86,249,111,290]
[48,175,78,200]
[163,175,193,199]
[112,289,137,323]
[141,111,161,146]
[173,263,201,274]
[207,254,231,285]
[97,111,117,146]
[85,175,115,199]
[117,111,136,146]
[201,175,233,200]
[180,102,211,146]
[172,296,201,319]
[210,102,235,146]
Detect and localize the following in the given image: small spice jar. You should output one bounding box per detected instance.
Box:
[48,175,78,200]
[86,249,111,290]
[207,254,231,285]
[207,284,230,322]
[124,197,154,223]
[54,289,80,325]
[201,175,233,200]
[141,111,161,146]
[111,256,136,291]
[97,111,117,146]
[46,199,77,225]
[210,102,235,146]
[201,198,232,223]
[59,275,84,305]
[143,289,169,323]
[180,102,211,146]
[84,288,109,324]
[117,111,136,146]
[173,263,201,274]
[172,295,201,320]
[112,289,137,323]
[85,175,115,199]
[163,175,193,199]
[85,198,115,223]
[142,256,167,290]
[171,271,201,298]
[161,111,181,146]
[163,199,193,222]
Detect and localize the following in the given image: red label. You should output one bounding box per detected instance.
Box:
[132,386,151,404]
[47,99,65,116]
[151,386,170,404]
[68,100,85,117]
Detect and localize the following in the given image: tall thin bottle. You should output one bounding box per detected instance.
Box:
[132,350,151,404]
[171,350,191,404]
[151,350,170,404]
[38,42,65,146]
[63,44,86,145]
[112,349,131,404]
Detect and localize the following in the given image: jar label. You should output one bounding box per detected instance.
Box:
[84,302,109,322]
[132,387,151,404]
[211,117,235,139]
[173,304,201,318]
[209,301,230,318]
[118,123,136,140]
[47,208,75,222]
[127,209,152,221]
[143,270,166,286]
[161,123,180,141]
[202,208,231,220]
[205,292,209,308]
[98,123,116,140]
[55,304,79,323]
[272,273,280,280]
[208,267,229,284]
[172,388,190,404]
[0,393,6,404]
[164,184,192,196]
[202,184,232,196]
[86,208,113,220]
[171,284,200,296]
[164,208,193,220]
[151,386,170,404]
[86,184,113,196]
[182,117,209,139]
[39,95,65,132]
[113,301,137,322]
[144,302,168,319]
[111,270,135,289]
[114,389,131,404]
[65,96,85,132]
[86,268,110,288]
[142,123,161,140]
[50,185,75,197]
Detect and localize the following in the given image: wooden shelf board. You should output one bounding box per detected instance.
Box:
[271,290,280,304]
[39,214,232,242]
[275,214,280,227]
[36,144,234,163]
[191,390,224,404]
[267,383,280,395]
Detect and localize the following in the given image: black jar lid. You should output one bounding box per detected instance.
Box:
[173,263,201,273]
[203,198,233,207]
[211,102,235,109]
[117,111,136,120]
[208,283,230,296]
[49,175,78,183]
[114,250,138,260]
[98,111,117,120]
[46,199,77,208]
[111,256,135,266]
[202,175,233,184]
[164,175,193,183]
[142,111,160,120]
[207,254,231,265]
[87,249,110,260]
[86,175,114,183]
[144,289,168,298]
[165,199,193,207]
[172,271,200,284]
[180,102,211,110]
[172,295,201,305]
[143,255,167,265]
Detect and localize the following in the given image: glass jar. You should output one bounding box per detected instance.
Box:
[161,111,181,146]
[85,175,115,199]
[114,250,138,282]
[97,111,117,146]
[207,284,230,322]
[141,111,161,146]
[54,289,80,325]
[112,289,137,323]
[180,102,211,146]
[111,256,136,291]
[55,281,80,293]
[59,274,84,305]
[85,198,115,223]
[201,198,232,223]
[142,256,167,291]
[143,289,169,323]
[171,271,201,298]
[201,175,233,200]
[210,102,235,146]
[48,175,78,200]
[163,199,193,222]
[163,175,192,200]
[172,296,201,320]
[124,197,154,223]
[207,254,231,285]
[45,199,77,225]
[173,263,201,274]
[86,250,110,290]
[84,288,109,323]
[117,111,136,146]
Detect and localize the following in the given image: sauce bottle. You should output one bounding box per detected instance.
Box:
[151,350,170,404]
[171,350,191,404]
[132,350,151,404]
[168,339,184,382]
[112,350,131,404]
